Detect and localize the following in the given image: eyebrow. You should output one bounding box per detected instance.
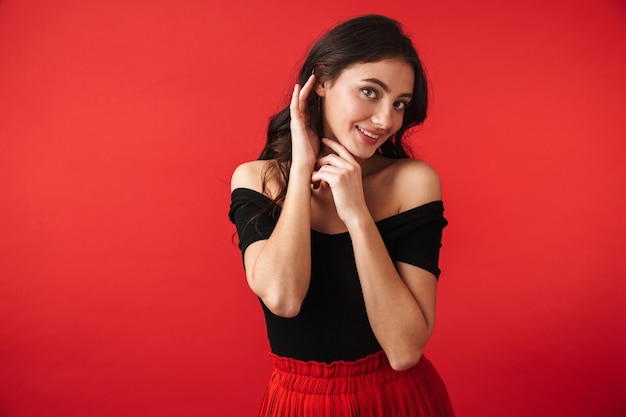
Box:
[361,78,413,99]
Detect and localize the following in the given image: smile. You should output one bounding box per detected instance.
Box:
[357,126,380,140]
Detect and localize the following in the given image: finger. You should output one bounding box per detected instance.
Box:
[316,164,343,175]
[299,74,316,102]
[311,176,322,189]
[321,138,358,163]
[311,170,336,186]
[290,84,302,119]
[316,153,353,170]
[311,166,342,184]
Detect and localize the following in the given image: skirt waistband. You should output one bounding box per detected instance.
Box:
[268,350,430,395]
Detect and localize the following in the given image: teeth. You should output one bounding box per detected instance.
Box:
[357,126,379,139]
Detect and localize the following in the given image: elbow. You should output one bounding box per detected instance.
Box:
[387,348,424,372]
[247,276,307,318]
[261,294,304,318]
[267,302,302,318]
[247,266,310,318]
[387,324,435,371]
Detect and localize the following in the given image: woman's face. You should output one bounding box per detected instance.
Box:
[315,58,415,159]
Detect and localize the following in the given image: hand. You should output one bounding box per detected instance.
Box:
[311,138,370,225]
[290,74,320,171]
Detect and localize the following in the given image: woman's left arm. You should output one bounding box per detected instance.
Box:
[348,217,439,372]
[312,139,441,371]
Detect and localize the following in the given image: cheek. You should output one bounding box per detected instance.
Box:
[324,93,367,127]
[346,101,373,123]
[393,112,405,131]
[330,103,357,125]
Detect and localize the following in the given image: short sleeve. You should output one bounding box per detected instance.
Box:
[381,201,448,279]
[228,188,279,256]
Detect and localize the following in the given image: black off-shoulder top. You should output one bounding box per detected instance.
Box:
[228,188,447,363]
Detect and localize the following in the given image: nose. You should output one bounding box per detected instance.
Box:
[371,104,394,131]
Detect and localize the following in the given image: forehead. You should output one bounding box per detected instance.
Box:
[336,59,415,92]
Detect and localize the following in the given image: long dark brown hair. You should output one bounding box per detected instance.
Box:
[259,14,429,209]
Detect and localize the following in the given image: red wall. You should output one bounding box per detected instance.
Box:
[1,1,625,416]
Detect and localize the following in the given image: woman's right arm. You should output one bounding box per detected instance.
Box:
[230,75,318,318]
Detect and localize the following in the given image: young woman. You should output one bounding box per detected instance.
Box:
[229,14,454,416]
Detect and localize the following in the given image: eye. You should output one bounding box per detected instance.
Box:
[361,87,378,99]
[393,101,410,111]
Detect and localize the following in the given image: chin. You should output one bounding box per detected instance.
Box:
[347,145,379,160]
[349,139,388,160]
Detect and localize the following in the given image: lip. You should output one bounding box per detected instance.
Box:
[356,126,382,145]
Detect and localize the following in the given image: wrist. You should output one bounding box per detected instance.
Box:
[344,209,375,233]
[289,162,314,178]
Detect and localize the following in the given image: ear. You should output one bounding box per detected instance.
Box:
[314,80,327,97]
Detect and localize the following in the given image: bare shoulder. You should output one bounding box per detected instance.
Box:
[230,160,270,193]
[390,159,442,211]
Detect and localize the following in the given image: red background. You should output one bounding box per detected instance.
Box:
[1,1,625,416]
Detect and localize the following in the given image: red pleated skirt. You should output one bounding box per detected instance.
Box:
[259,350,454,417]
